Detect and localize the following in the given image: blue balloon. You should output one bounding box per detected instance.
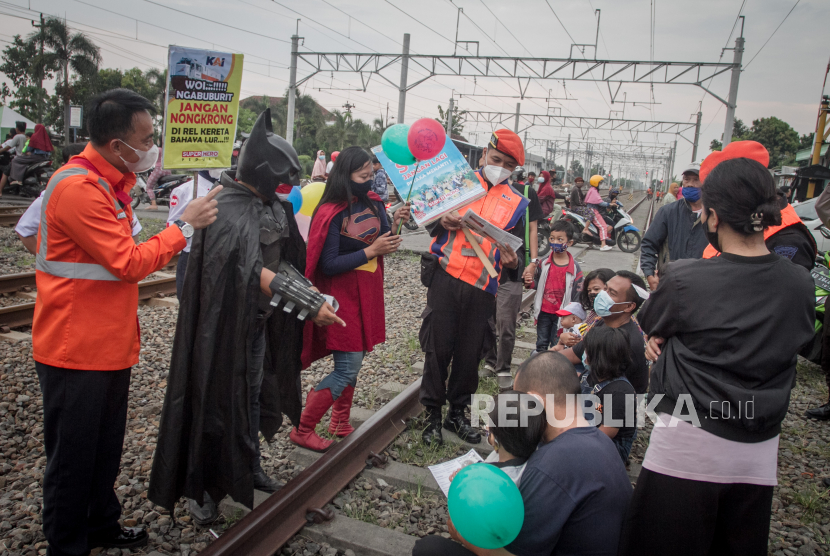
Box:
[288,186,303,214]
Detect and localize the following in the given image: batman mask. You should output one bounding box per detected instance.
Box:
[236,108,301,202]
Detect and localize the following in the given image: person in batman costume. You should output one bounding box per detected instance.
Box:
[148,109,343,525]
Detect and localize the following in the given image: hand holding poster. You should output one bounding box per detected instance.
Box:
[163,46,244,169]
[371,140,485,226]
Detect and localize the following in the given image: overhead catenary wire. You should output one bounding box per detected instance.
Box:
[744,0,801,69]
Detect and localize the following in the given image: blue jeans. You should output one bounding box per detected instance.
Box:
[316,351,364,400]
[613,434,634,463]
[248,325,267,473]
[536,311,559,352]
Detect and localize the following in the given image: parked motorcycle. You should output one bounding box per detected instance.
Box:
[130,173,191,209]
[802,251,830,364]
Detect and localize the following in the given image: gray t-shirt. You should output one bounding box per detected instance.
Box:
[4,134,27,155]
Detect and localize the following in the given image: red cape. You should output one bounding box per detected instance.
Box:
[302,193,387,368]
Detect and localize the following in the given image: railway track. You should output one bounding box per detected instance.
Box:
[0,254,180,329]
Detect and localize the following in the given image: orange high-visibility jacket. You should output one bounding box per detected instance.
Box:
[430,170,529,294]
[32,145,186,370]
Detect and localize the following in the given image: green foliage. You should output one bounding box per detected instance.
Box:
[710,117,801,167]
[568,159,584,181]
[236,108,257,138]
[436,104,466,136]
[0,35,50,122]
[800,132,815,150]
[298,154,313,178]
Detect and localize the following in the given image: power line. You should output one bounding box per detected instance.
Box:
[141,0,290,44]
[744,0,801,69]
[478,0,534,57]
[543,0,577,45]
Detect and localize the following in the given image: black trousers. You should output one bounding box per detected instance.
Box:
[419,268,496,409]
[176,249,190,300]
[618,468,774,556]
[36,362,131,556]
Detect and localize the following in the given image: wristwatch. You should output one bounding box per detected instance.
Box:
[174,219,194,239]
[530,258,539,264]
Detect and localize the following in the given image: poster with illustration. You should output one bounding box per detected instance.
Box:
[371,140,484,226]
[163,46,244,169]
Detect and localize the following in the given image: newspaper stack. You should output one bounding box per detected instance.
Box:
[461,211,524,253]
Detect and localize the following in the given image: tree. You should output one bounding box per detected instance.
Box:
[568,159,584,181]
[800,132,815,150]
[236,108,257,138]
[436,104,466,136]
[744,117,800,167]
[0,35,51,122]
[36,17,100,142]
[709,118,750,152]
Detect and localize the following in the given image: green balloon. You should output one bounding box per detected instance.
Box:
[381,124,416,166]
[448,463,524,549]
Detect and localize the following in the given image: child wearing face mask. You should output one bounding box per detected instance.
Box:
[528,220,584,352]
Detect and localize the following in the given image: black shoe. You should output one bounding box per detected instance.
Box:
[422,406,444,445]
[806,402,830,420]
[253,469,284,493]
[90,527,148,550]
[189,494,218,527]
[443,406,482,444]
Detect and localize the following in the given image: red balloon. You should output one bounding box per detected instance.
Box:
[407,118,447,161]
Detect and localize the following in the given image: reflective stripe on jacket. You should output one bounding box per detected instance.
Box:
[32,144,186,370]
[430,170,529,295]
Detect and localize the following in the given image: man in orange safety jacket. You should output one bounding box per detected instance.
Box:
[32,88,220,556]
[418,128,528,446]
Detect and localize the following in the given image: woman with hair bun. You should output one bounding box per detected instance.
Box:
[618,141,815,556]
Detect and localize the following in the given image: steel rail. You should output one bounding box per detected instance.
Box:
[200,379,425,556]
[0,255,180,296]
[0,272,179,329]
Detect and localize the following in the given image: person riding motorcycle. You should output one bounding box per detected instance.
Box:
[583,174,616,251]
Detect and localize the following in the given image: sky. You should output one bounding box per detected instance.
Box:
[0,0,828,179]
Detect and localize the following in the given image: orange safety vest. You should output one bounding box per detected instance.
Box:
[430,170,529,294]
[32,145,186,370]
[702,203,815,258]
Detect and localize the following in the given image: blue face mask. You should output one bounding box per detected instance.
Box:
[581,352,591,373]
[550,242,568,253]
[681,186,701,202]
[593,290,626,317]
[319,155,325,160]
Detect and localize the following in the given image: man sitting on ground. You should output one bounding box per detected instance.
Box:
[550,270,650,397]
[412,352,632,556]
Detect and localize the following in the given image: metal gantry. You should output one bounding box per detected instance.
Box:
[285,24,745,155]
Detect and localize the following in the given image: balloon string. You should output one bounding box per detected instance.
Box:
[397,161,421,235]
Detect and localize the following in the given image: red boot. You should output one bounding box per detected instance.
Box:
[290,388,335,452]
[328,385,355,437]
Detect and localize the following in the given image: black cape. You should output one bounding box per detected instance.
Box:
[148,176,305,511]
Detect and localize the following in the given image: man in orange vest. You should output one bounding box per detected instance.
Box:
[33,88,220,556]
[419,129,527,445]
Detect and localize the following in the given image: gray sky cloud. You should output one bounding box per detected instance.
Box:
[1,0,828,175]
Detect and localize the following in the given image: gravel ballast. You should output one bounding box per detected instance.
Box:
[0,243,827,554]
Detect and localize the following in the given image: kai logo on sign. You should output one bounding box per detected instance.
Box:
[205,56,225,67]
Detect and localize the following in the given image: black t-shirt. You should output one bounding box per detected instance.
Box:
[572,319,649,394]
[504,427,632,556]
[595,379,637,439]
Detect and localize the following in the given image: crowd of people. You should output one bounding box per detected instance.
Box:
[12,85,827,556]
